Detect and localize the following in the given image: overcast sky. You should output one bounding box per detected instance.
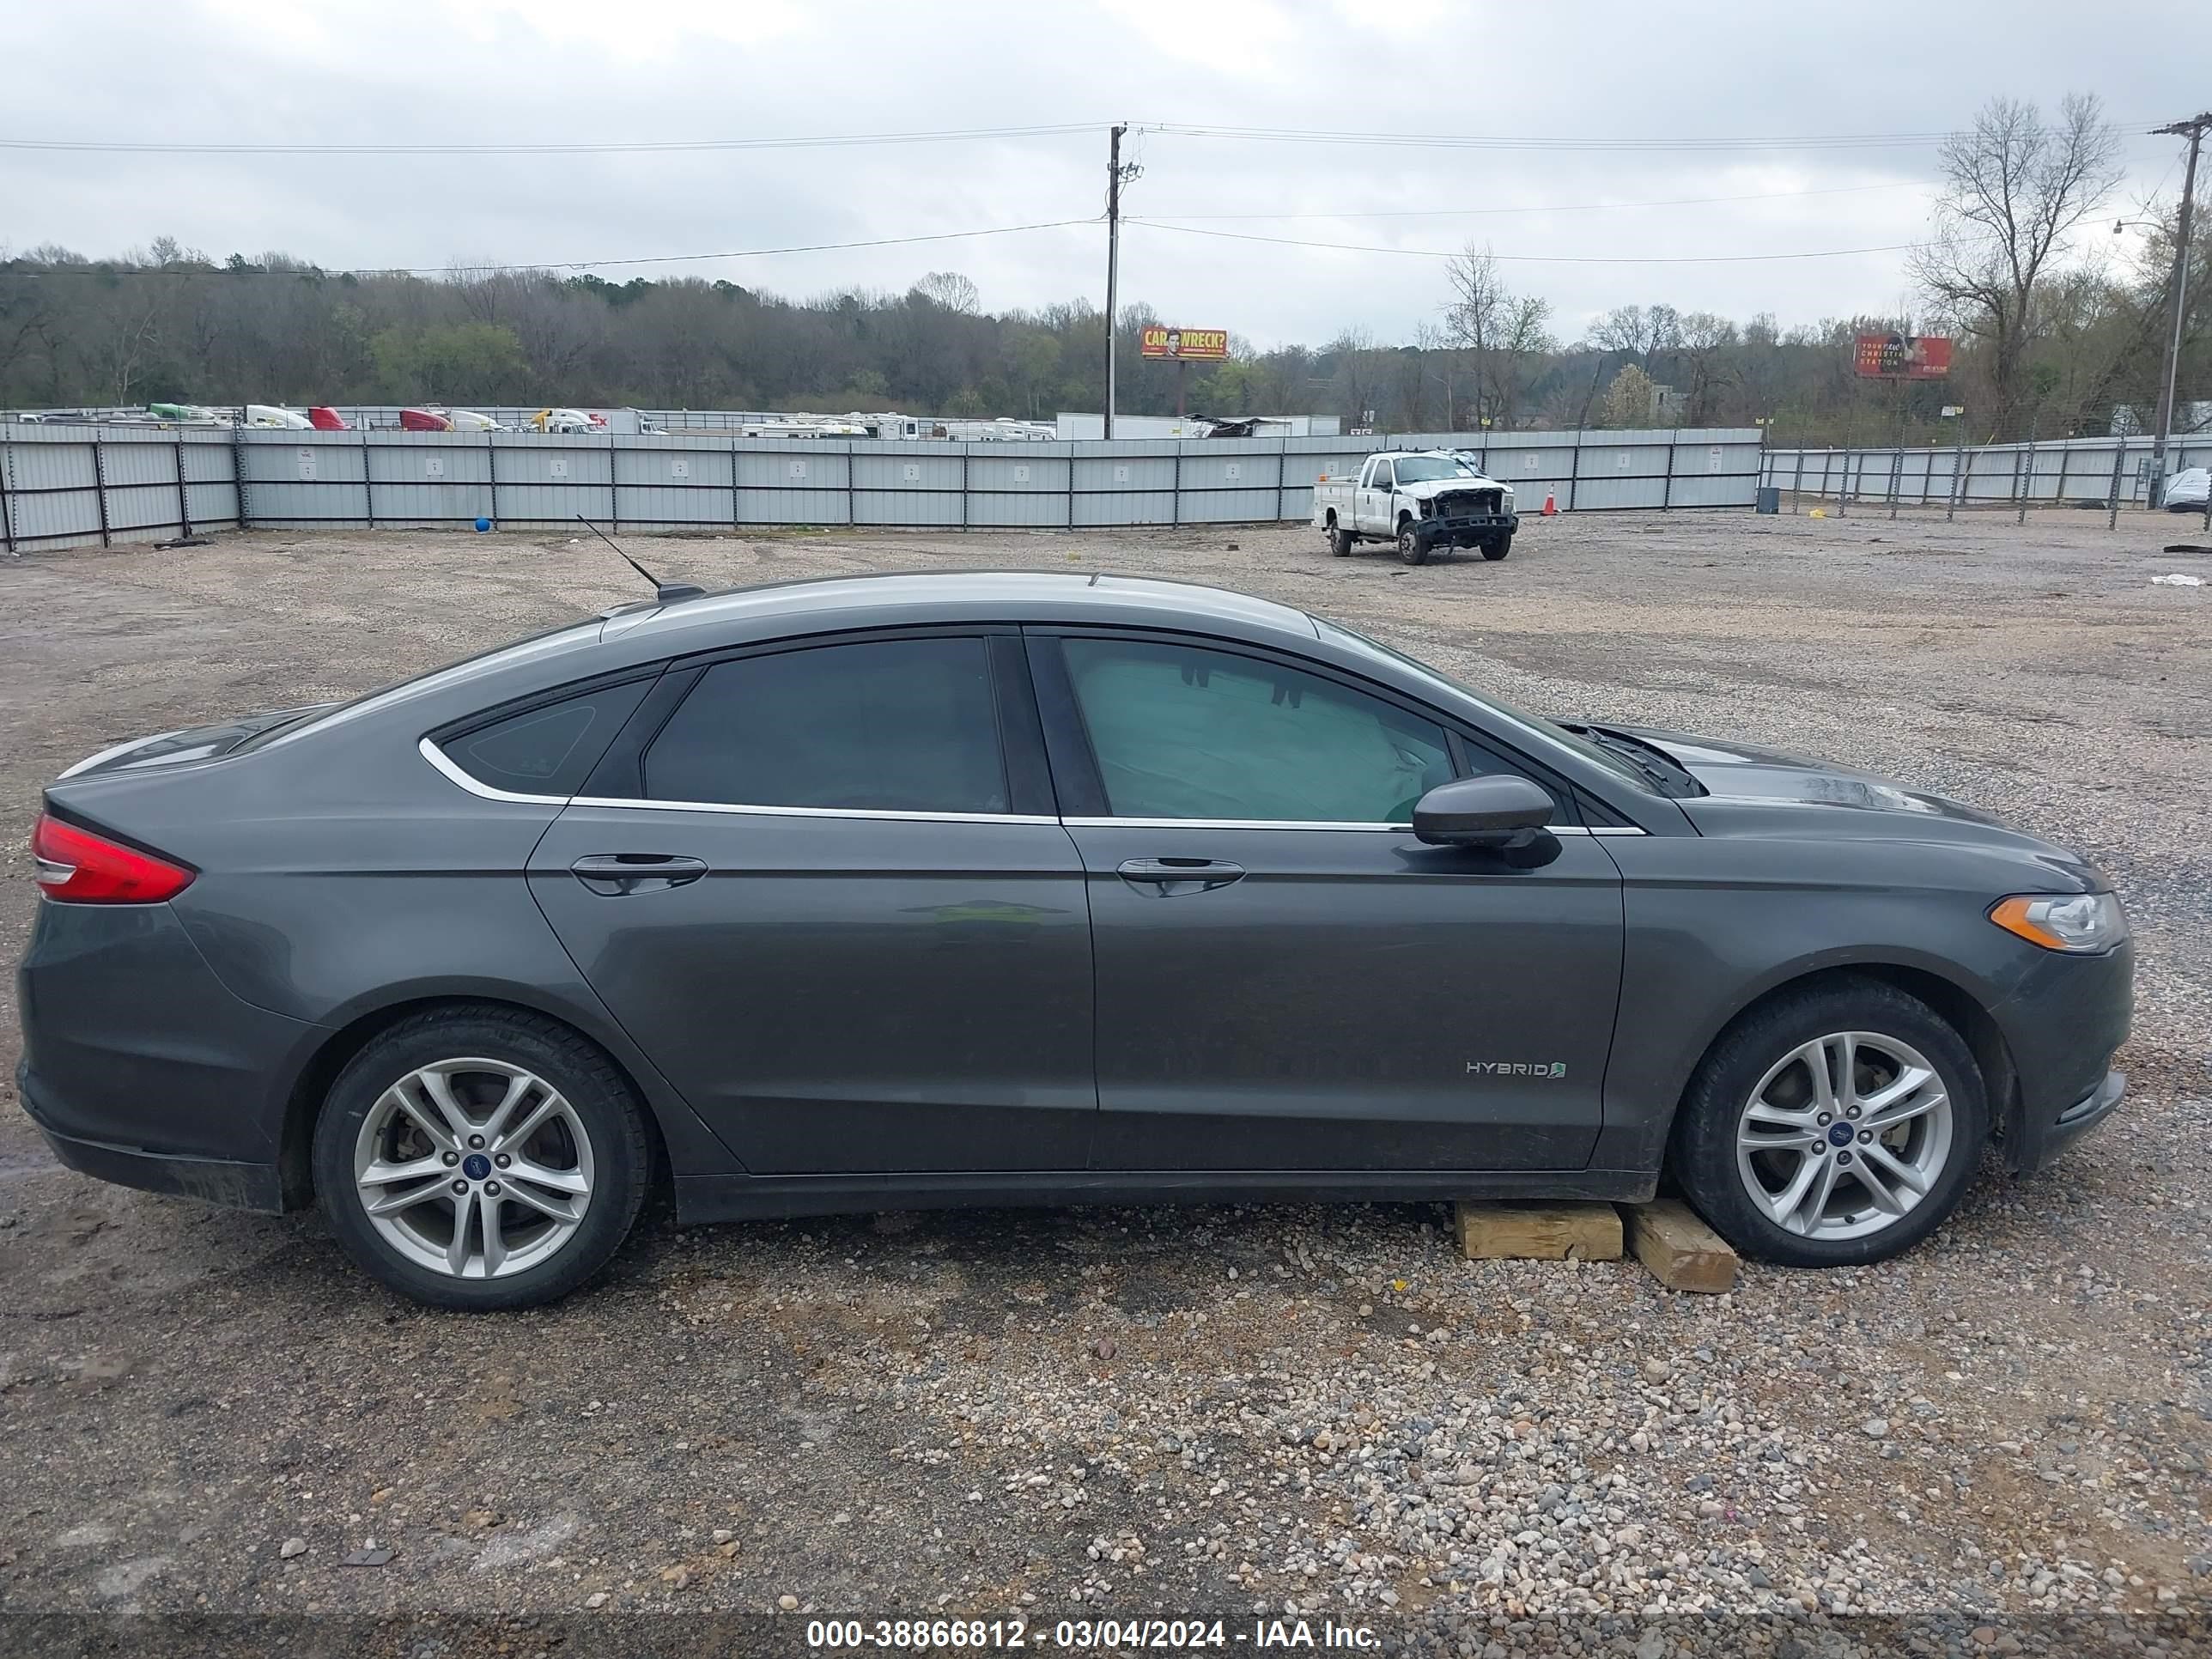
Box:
[3,0,2205,349]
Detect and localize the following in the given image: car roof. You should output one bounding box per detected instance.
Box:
[236,572,1328,763]
[605,570,1321,647]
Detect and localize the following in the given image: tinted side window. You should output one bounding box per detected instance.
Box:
[644,637,1008,814]
[1062,638,1453,823]
[442,679,651,795]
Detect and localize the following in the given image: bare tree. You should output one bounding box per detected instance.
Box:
[1443,246,1555,430]
[1577,304,1678,427]
[1326,328,1378,428]
[1670,311,1739,425]
[913,271,981,314]
[1910,94,2121,433]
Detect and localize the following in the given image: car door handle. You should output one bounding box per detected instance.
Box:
[570,854,708,896]
[1116,857,1245,896]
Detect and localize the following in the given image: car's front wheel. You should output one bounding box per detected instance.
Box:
[1481,534,1512,561]
[1396,521,1429,565]
[312,1007,651,1310]
[1672,980,1986,1267]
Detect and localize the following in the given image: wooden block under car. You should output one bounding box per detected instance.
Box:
[1620,1200,1740,1293]
[1453,1200,1624,1262]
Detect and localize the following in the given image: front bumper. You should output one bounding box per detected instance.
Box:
[1415,511,1519,544]
[2008,1067,2125,1176]
[1988,935,2130,1175]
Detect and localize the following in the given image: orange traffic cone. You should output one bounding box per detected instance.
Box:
[1541,490,1558,516]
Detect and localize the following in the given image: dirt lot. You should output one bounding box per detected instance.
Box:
[1,506,2209,1655]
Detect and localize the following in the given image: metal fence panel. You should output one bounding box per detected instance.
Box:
[1072,454,1176,492]
[732,444,853,526]
[1073,490,1177,527]
[1567,475,1662,511]
[3,435,101,548]
[854,451,964,492]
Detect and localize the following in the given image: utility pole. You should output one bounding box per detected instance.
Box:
[1103,124,1138,439]
[2149,112,2211,506]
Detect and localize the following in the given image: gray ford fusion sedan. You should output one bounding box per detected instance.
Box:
[18,573,2130,1310]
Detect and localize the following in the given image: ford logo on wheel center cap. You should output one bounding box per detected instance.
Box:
[462,1152,492,1181]
[1827,1122,1854,1148]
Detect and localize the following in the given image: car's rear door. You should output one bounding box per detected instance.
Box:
[1030,629,1623,1173]
[526,629,1097,1174]
[1357,458,1394,535]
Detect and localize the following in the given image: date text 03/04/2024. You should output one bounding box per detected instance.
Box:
[805,1617,1382,1649]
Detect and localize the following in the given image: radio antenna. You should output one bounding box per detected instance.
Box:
[576,515,705,604]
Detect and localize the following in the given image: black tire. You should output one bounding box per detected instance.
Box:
[313,1006,652,1311]
[1396,520,1429,566]
[1328,519,1354,557]
[1481,534,1512,562]
[1670,977,1986,1268]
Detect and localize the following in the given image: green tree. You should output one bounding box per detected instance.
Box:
[1600,364,1658,428]
[369,321,529,402]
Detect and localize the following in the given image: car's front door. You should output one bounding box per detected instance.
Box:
[527,630,1096,1174]
[1030,630,1623,1172]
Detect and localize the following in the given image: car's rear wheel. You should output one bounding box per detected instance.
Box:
[312,1007,651,1310]
[1396,521,1429,565]
[1328,519,1354,557]
[1672,980,1985,1267]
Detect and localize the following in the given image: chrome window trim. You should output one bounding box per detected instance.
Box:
[422,738,1054,823]
[566,795,1059,827]
[418,738,569,805]
[420,741,1648,835]
[1060,815,1644,836]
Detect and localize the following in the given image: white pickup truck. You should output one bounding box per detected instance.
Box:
[1310,450,1518,566]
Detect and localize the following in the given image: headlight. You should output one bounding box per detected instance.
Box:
[1989,892,2128,953]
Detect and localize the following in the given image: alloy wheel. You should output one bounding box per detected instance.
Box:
[1734,1030,1954,1242]
[351,1057,595,1279]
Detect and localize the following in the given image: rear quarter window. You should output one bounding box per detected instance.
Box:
[439,679,653,796]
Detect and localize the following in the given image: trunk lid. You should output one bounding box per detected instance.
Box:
[58,703,337,780]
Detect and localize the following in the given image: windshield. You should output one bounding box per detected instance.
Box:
[1389,456,1473,484]
[1311,617,1654,791]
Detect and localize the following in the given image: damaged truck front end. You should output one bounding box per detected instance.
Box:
[1413,484,1519,561]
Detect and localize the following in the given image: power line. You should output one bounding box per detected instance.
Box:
[1139,119,2169,154]
[9,218,1101,278]
[1139,180,1923,222]
[1126,219,1917,264]
[0,124,1103,156]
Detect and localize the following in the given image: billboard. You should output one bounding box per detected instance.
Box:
[1854,333,1953,379]
[1139,325,1229,362]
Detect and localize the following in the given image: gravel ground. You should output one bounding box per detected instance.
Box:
[1,506,2209,1656]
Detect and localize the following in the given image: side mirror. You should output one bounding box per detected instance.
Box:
[1413,775,1556,848]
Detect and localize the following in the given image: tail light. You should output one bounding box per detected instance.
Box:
[32,813,195,903]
